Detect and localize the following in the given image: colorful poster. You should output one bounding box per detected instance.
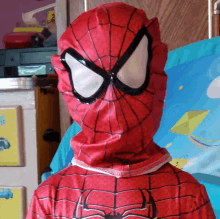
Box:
[0,186,25,219]
[154,39,220,177]
[0,106,24,166]
[154,37,220,217]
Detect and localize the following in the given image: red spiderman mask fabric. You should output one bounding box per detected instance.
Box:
[52,2,172,177]
[26,3,216,219]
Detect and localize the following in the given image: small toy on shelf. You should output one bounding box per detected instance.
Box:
[3,3,56,49]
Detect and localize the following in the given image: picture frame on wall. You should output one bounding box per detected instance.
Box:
[0,186,26,219]
[0,105,24,166]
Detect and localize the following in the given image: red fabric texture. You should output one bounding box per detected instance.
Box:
[26,164,215,218]
[51,2,171,177]
[26,3,215,218]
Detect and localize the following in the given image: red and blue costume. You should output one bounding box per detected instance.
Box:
[26,3,215,218]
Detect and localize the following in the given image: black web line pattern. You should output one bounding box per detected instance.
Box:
[92,85,110,142]
[33,193,50,219]
[76,107,84,128]
[53,168,71,218]
[77,98,153,138]
[62,81,157,144]
[35,164,212,219]
[31,211,50,219]
[129,92,152,113]
[70,171,157,219]
[69,102,83,123]
[103,6,111,72]
[148,174,152,216]
[87,11,106,71]
[98,88,153,106]
[85,23,136,36]
[39,192,199,205]
[192,186,210,217]
[72,170,88,219]
[112,85,129,132]
[81,150,92,160]
[38,178,202,195]
[170,165,181,218]
[100,93,125,102]
[81,175,86,217]
[110,83,121,131]
[78,143,85,158]
[71,17,166,64]
[81,103,93,125]
[114,177,117,216]
[93,55,118,65]
[199,186,206,207]
[71,17,84,28]
[117,8,137,59]
[108,86,131,164]
[115,86,145,151]
[70,5,137,73]
[108,80,113,136]
[70,24,93,63]
[76,135,91,160]
[144,89,164,103]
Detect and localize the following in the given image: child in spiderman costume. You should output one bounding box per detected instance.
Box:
[26,3,216,219]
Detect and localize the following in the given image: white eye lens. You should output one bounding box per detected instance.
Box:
[117,35,148,89]
[65,53,104,98]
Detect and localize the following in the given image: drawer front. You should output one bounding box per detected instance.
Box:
[46,63,55,74]
[20,51,55,64]
[0,67,4,77]
[5,51,20,67]
[0,54,4,66]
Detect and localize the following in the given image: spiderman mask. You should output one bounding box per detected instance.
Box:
[52,3,172,177]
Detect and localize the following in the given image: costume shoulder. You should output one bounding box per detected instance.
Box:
[162,163,216,218]
[26,165,74,219]
[192,184,216,218]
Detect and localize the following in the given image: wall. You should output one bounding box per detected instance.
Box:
[68,0,209,51]
[0,0,55,49]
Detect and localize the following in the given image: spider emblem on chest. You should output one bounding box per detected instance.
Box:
[73,187,157,219]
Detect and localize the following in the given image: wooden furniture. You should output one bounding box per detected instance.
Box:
[0,47,57,78]
[35,80,60,184]
[65,0,210,51]
[214,0,220,37]
[0,77,60,218]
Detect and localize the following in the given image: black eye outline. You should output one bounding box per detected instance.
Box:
[60,26,152,104]
[61,49,110,104]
